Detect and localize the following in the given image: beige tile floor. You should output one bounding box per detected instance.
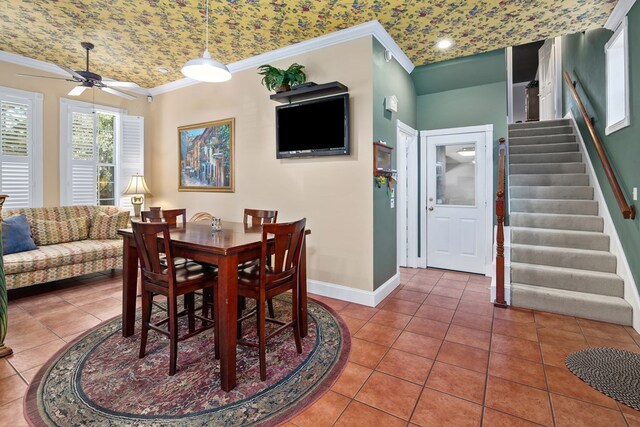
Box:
[2,268,640,426]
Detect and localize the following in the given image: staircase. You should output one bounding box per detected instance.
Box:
[508,119,632,325]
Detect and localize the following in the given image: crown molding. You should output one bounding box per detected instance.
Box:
[604,0,636,30]
[149,20,414,96]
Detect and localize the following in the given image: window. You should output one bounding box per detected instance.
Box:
[605,17,629,135]
[60,99,144,212]
[0,86,43,209]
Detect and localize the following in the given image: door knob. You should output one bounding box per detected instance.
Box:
[428,206,434,211]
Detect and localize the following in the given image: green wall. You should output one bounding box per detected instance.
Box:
[372,38,417,289]
[562,2,640,291]
[415,51,508,228]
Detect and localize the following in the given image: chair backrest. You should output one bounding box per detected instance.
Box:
[131,221,175,284]
[243,208,278,226]
[190,211,213,222]
[141,208,187,227]
[261,218,306,285]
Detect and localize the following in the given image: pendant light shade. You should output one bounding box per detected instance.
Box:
[181,0,231,82]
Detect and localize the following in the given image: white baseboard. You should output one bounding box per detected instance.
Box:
[566,111,640,332]
[308,273,401,308]
[490,225,511,304]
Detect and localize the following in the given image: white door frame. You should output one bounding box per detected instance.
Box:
[396,120,419,271]
[506,47,514,124]
[419,124,494,275]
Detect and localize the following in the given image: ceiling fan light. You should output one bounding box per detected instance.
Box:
[457,148,476,157]
[181,49,232,82]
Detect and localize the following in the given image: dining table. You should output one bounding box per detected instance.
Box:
[117,220,310,392]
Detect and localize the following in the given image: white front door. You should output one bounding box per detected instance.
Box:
[424,131,487,274]
[396,121,419,269]
[538,39,556,120]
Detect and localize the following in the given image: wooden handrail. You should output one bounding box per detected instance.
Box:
[494,138,507,308]
[563,71,635,219]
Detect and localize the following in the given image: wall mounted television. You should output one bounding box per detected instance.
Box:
[276,93,350,159]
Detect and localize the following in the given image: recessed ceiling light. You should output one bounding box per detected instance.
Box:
[157,67,169,73]
[436,39,453,49]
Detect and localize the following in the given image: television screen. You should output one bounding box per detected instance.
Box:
[276,94,349,158]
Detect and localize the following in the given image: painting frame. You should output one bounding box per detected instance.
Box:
[178,118,235,193]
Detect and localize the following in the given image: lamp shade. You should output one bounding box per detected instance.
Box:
[181,50,232,83]
[123,174,151,196]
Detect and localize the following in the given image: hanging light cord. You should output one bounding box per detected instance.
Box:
[205,0,209,52]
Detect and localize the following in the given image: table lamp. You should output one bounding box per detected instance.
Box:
[123,173,151,218]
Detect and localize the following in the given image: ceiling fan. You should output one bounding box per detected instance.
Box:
[17,42,139,100]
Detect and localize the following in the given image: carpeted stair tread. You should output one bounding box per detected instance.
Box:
[510,212,604,232]
[510,198,598,215]
[509,142,579,155]
[509,119,571,129]
[510,173,589,186]
[509,134,576,146]
[511,227,609,251]
[510,125,574,137]
[509,163,586,175]
[511,262,623,297]
[511,243,617,273]
[511,283,632,325]
[509,152,582,164]
[510,185,593,200]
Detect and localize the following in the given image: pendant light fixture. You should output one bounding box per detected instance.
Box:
[181,0,232,82]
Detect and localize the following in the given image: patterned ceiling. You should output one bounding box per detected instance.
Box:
[0,0,617,89]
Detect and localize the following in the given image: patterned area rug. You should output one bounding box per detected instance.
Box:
[566,347,640,410]
[25,296,350,426]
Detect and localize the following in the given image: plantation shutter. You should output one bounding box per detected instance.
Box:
[69,110,97,205]
[119,116,144,213]
[0,88,42,209]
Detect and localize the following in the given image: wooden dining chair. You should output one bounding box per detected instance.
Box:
[236,218,306,381]
[141,208,186,227]
[239,209,278,321]
[132,221,218,375]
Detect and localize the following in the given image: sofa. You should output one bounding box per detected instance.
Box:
[1,206,130,290]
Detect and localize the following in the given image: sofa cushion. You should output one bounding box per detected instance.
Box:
[89,211,131,239]
[2,215,37,255]
[3,240,123,275]
[31,217,90,246]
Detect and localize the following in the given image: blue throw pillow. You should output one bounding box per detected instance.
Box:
[2,215,37,255]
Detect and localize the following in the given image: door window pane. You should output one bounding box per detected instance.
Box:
[435,144,476,206]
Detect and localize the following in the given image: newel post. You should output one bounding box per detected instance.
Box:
[494,140,507,308]
[0,194,12,357]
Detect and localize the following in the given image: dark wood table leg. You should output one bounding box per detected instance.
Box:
[122,236,138,337]
[217,255,238,392]
[299,235,308,338]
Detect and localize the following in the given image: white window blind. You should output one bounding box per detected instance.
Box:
[60,99,143,209]
[0,87,43,209]
[119,116,145,212]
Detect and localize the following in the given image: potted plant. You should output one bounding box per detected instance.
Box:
[257,63,307,93]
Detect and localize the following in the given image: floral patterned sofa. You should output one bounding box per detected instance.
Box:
[2,206,130,290]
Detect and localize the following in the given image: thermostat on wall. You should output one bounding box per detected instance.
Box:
[385,95,398,113]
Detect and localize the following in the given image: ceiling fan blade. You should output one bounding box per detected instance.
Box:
[58,64,85,81]
[102,79,139,88]
[17,73,75,82]
[68,86,89,96]
[100,86,136,100]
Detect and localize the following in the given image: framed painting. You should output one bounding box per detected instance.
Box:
[178,118,234,192]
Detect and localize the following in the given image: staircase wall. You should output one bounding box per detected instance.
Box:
[562,3,640,314]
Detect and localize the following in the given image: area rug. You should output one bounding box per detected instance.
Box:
[565,347,640,410]
[25,296,350,426]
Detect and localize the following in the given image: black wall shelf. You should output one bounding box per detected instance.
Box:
[270,81,348,103]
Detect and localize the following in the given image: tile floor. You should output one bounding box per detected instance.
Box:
[2,267,640,426]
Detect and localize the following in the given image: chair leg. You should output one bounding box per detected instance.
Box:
[236,297,243,340]
[202,288,210,320]
[292,286,302,354]
[168,294,179,376]
[258,298,267,381]
[267,298,275,319]
[139,290,153,359]
[186,293,195,333]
